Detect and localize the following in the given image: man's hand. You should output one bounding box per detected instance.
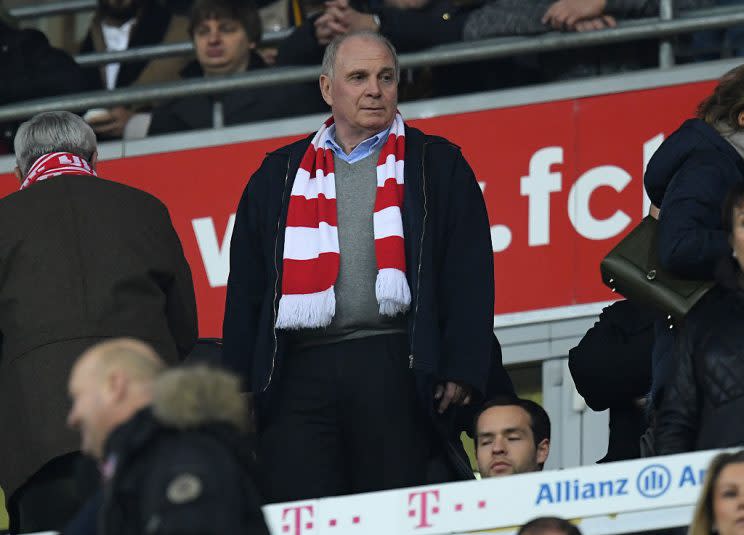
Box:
[542,0,607,31]
[88,106,133,138]
[434,381,472,414]
[573,14,616,32]
[315,0,380,45]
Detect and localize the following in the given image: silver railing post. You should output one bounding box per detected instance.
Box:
[659,0,675,68]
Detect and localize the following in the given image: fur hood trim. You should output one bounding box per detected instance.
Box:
[152,365,248,432]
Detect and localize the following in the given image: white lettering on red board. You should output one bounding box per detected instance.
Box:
[191,135,665,288]
[192,214,235,288]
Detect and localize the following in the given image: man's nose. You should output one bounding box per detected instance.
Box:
[492,436,507,453]
[366,78,381,96]
[207,30,221,43]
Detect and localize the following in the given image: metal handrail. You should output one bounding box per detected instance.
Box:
[9,0,95,19]
[73,28,295,67]
[2,4,744,122]
[68,4,743,68]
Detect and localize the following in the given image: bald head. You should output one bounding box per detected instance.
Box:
[77,338,165,383]
[67,338,166,459]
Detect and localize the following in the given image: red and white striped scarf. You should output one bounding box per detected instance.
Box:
[275,112,410,329]
[20,152,96,190]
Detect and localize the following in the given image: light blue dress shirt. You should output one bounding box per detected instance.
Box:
[324,123,392,164]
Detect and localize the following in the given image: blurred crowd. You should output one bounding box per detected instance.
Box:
[1,0,744,147]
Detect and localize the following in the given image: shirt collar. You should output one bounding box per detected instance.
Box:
[324,123,391,163]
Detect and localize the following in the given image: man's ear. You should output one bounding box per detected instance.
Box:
[536,438,550,467]
[319,75,333,107]
[738,110,744,128]
[90,151,99,171]
[106,370,128,402]
[14,166,23,183]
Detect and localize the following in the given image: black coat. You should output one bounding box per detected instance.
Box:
[222,125,510,427]
[148,57,326,135]
[654,285,744,454]
[0,23,87,152]
[0,175,197,497]
[569,300,655,462]
[101,409,269,535]
[644,118,744,279]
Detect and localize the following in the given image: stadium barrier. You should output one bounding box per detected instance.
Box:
[19,449,720,535]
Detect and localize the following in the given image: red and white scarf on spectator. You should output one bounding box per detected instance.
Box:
[20,152,96,190]
[275,112,410,329]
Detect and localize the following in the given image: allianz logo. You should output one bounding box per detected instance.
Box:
[535,464,706,505]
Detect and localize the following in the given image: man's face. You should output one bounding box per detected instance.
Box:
[319,36,398,143]
[193,17,253,76]
[475,405,549,478]
[67,356,114,460]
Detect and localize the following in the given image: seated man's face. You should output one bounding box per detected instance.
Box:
[475,405,549,478]
[194,17,253,76]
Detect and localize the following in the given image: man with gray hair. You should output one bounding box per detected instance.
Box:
[223,30,512,502]
[0,111,198,533]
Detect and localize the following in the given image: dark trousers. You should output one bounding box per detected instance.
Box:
[259,334,430,503]
[7,452,85,534]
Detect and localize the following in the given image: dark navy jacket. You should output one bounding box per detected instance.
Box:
[644,118,744,279]
[644,118,744,403]
[222,126,511,425]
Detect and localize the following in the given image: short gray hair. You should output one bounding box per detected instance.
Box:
[14,111,97,176]
[320,30,400,82]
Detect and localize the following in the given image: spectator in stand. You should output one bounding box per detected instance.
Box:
[66,339,269,535]
[148,0,323,136]
[519,517,583,535]
[223,30,512,503]
[654,182,744,454]
[569,207,658,464]
[643,64,744,419]
[79,0,191,138]
[0,16,87,153]
[690,450,744,535]
[474,397,550,478]
[569,299,655,462]
[0,111,197,533]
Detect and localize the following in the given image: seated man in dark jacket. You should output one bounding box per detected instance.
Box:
[148,0,324,136]
[79,0,190,138]
[66,338,269,535]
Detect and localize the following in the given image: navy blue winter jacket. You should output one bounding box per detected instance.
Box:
[644,118,744,279]
[222,126,511,425]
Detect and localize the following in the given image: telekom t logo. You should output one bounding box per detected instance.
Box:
[281,504,314,535]
[408,489,440,529]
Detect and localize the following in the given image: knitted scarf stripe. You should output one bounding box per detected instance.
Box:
[276,113,410,329]
[20,152,96,190]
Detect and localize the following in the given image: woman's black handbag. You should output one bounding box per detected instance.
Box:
[600,216,714,321]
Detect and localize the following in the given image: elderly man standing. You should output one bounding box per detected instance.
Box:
[223,30,511,502]
[0,111,197,532]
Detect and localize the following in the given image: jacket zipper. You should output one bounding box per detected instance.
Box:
[410,142,430,369]
[262,155,292,392]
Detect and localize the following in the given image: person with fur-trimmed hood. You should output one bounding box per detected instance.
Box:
[65,338,269,535]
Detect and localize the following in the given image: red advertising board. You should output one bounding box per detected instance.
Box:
[0,80,716,337]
